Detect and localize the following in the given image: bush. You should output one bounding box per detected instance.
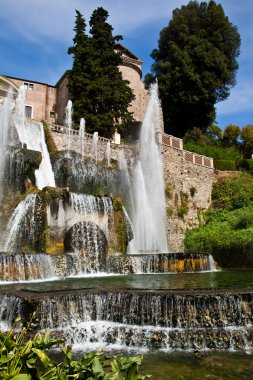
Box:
[214,159,237,170]
[184,141,241,161]
[238,158,253,171]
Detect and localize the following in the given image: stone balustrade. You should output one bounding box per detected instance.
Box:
[49,124,135,164]
[156,131,214,169]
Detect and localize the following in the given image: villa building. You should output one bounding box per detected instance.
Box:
[0,45,148,127]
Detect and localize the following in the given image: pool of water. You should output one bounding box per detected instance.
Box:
[140,352,253,380]
[1,269,253,292]
[61,349,253,380]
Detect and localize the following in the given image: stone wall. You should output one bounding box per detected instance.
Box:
[162,144,214,252]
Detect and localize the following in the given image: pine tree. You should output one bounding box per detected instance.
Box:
[145,0,241,138]
[68,8,135,138]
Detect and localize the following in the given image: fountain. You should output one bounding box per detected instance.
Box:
[65,99,72,155]
[79,117,86,157]
[130,83,168,253]
[0,81,252,366]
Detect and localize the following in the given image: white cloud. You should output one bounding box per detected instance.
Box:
[217,77,253,116]
[0,0,188,44]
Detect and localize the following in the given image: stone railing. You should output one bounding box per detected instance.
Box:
[156,131,214,169]
[51,124,111,144]
[49,124,135,163]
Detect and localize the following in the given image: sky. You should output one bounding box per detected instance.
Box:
[0,0,253,130]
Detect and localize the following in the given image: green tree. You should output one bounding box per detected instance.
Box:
[223,124,241,147]
[146,0,241,138]
[241,125,253,158]
[68,8,135,138]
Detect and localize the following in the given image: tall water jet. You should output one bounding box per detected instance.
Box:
[130,83,168,253]
[105,141,111,167]
[65,100,72,155]
[79,118,86,157]
[0,88,13,183]
[92,132,98,163]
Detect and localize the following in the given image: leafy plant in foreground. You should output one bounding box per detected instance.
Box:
[0,316,150,379]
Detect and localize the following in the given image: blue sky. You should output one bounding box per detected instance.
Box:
[0,0,252,130]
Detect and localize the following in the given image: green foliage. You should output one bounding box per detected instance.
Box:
[165,185,173,199]
[211,173,253,210]
[177,191,189,218]
[241,125,253,158]
[0,318,150,379]
[190,187,197,197]
[214,159,237,171]
[166,207,174,217]
[185,173,253,264]
[68,8,135,138]
[178,204,189,218]
[147,0,240,137]
[42,122,59,160]
[238,158,253,171]
[223,124,241,147]
[184,141,241,161]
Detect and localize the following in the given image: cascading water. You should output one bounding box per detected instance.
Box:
[3,193,37,252]
[13,87,55,189]
[65,193,114,272]
[130,83,168,253]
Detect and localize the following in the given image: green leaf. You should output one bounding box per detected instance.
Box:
[10,375,31,380]
[32,348,53,368]
[92,357,104,377]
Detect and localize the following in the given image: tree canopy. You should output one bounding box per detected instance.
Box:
[145,0,241,138]
[68,8,135,138]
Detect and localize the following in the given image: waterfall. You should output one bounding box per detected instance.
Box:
[69,193,113,240]
[130,83,168,253]
[79,118,86,157]
[31,290,253,351]
[0,253,56,282]
[14,116,55,189]
[66,193,113,272]
[3,193,37,252]
[0,294,22,330]
[18,121,55,189]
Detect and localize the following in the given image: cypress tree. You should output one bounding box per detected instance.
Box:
[68,8,135,138]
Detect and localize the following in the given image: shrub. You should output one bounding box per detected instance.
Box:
[178,204,189,218]
[214,159,237,171]
[238,158,253,171]
[190,187,197,197]
[184,141,241,161]
[165,185,173,198]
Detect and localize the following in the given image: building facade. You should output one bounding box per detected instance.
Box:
[1,46,148,128]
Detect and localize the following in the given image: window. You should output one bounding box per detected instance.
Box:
[24,82,34,91]
[25,105,32,118]
[50,111,55,118]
